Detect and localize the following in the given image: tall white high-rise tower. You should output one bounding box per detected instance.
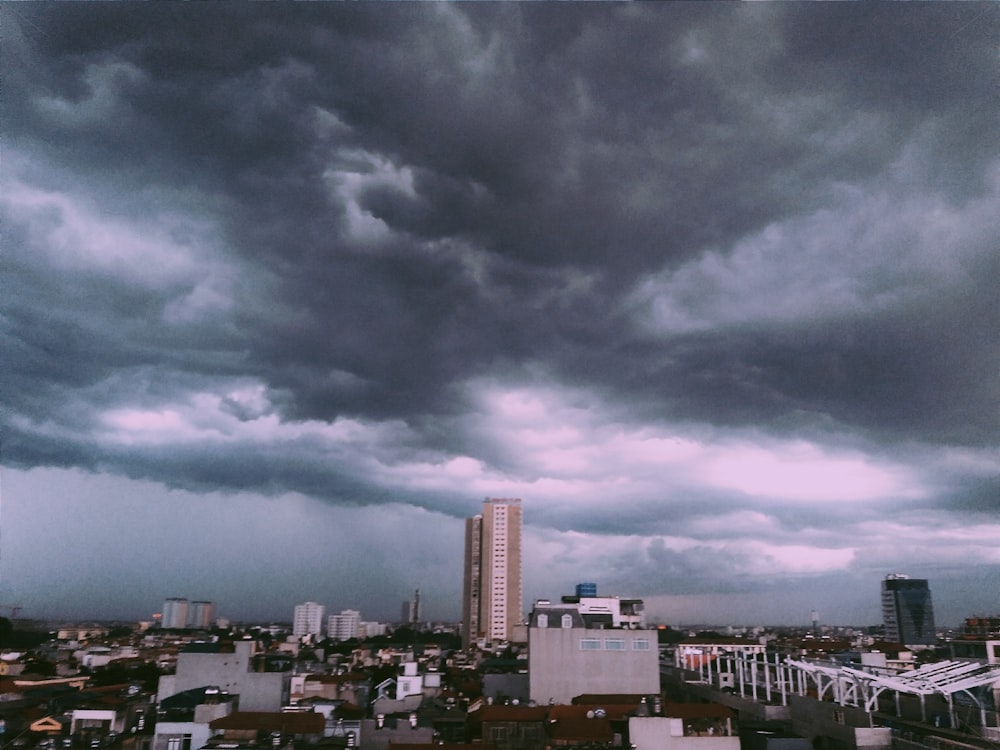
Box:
[187,600,215,629]
[293,601,326,638]
[462,498,522,647]
[161,598,189,629]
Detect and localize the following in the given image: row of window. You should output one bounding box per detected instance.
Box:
[579,638,650,651]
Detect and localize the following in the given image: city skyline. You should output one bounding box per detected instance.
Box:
[2,4,998,627]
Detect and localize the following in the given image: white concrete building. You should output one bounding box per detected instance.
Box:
[361,621,387,638]
[153,689,235,750]
[156,640,289,712]
[187,601,215,629]
[162,598,189,629]
[462,498,523,646]
[527,600,659,705]
[328,610,361,641]
[71,709,126,735]
[629,704,738,750]
[293,601,326,639]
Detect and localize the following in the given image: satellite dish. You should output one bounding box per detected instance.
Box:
[586,711,595,719]
[594,708,607,718]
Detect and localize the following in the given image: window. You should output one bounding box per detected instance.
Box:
[490,727,508,741]
[580,638,601,650]
[561,614,573,629]
[633,639,650,650]
[536,614,548,628]
[605,638,625,650]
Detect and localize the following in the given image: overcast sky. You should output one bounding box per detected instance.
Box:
[2,3,998,629]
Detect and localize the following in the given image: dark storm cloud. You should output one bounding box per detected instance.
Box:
[2,2,998,624]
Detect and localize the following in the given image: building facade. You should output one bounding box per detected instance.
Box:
[527,598,659,705]
[162,598,189,629]
[187,601,215,629]
[293,601,326,638]
[157,640,289,711]
[881,574,936,646]
[328,609,361,641]
[463,498,523,647]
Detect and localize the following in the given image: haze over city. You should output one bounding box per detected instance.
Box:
[2,3,998,627]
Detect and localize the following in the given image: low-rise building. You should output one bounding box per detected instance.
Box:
[468,705,547,750]
[153,687,236,750]
[205,711,325,749]
[528,599,659,705]
[629,704,738,750]
[157,641,289,712]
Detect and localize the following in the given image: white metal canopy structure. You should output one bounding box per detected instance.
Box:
[840,660,1000,726]
[781,658,1000,728]
[679,647,1000,732]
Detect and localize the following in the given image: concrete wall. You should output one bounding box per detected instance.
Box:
[163,641,288,712]
[661,668,791,723]
[788,695,890,750]
[153,722,213,750]
[484,673,529,703]
[629,717,740,750]
[359,717,434,750]
[529,627,658,705]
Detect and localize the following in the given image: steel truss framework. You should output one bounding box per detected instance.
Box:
[682,650,1000,730]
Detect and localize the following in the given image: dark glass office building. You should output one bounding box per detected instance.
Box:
[881,574,937,645]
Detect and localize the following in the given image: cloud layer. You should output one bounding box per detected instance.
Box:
[2,3,998,624]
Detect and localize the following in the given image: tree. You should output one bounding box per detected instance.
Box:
[0,619,50,650]
[22,655,58,677]
[656,627,685,645]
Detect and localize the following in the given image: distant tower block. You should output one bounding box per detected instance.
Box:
[462,498,523,647]
[188,601,215,629]
[576,582,598,598]
[293,601,325,638]
[162,598,189,629]
[811,609,819,632]
[881,573,936,646]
